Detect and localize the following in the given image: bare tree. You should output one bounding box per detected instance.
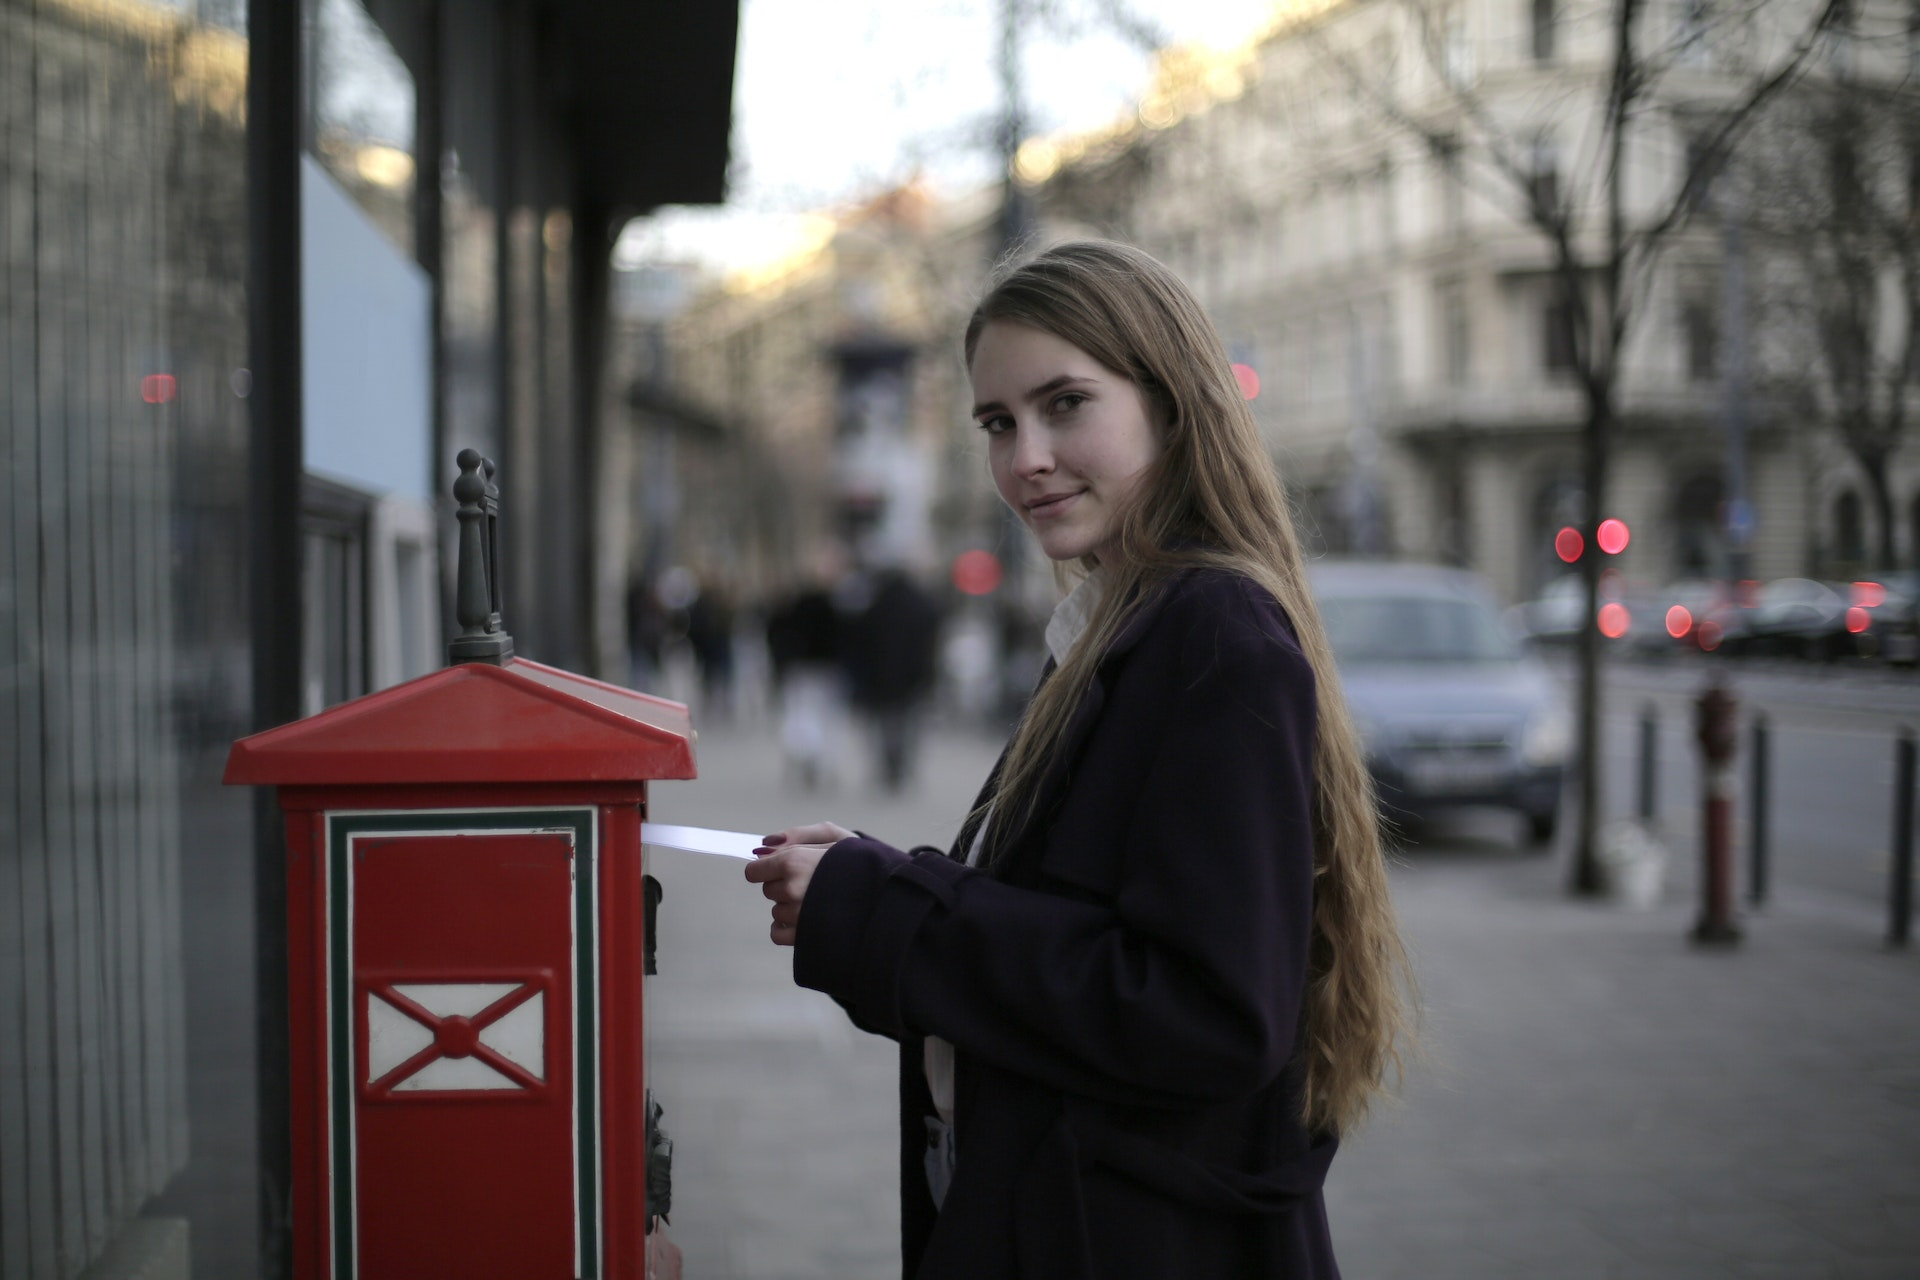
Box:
[1309,0,1842,892]
[1747,28,1920,575]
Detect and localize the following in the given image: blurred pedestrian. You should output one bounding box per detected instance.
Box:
[746,242,1415,1279]
[766,565,846,791]
[625,573,668,692]
[686,575,736,719]
[842,566,941,792]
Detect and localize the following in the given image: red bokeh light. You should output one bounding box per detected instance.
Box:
[141,373,177,404]
[1846,606,1871,634]
[1853,581,1887,608]
[951,549,1003,596]
[1598,602,1630,638]
[1554,526,1583,564]
[1665,605,1692,638]
[1698,620,1724,651]
[1231,363,1261,400]
[1596,518,1630,555]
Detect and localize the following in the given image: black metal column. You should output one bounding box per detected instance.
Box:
[247,0,304,1271]
[1891,731,1915,948]
[1637,704,1658,824]
[1749,714,1770,907]
[575,196,610,677]
[420,0,448,556]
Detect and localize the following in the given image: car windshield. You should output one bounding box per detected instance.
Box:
[1320,594,1519,664]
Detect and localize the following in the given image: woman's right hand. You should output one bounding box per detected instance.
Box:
[745,821,856,946]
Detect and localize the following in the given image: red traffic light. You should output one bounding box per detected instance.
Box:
[1597,518,1630,555]
[1554,527,1583,564]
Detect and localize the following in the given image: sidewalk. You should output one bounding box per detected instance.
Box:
[642,719,995,1278]
[643,722,1920,1279]
[1328,843,1920,1280]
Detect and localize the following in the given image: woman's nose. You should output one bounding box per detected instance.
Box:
[1010,425,1053,477]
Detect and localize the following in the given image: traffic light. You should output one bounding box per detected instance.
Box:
[1554,518,1630,563]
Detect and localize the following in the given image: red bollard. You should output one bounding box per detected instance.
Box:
[1692,682,1743,945]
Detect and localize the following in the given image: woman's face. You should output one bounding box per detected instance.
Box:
[970,320,1163,567]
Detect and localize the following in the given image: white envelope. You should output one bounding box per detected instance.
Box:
[639,822,766,860]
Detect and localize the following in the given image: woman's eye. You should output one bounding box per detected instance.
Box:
[1050,393,1087,415]
[977,415,1012,435]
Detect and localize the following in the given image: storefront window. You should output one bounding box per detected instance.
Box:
[2,1,256,1273]
[304,0,417,256]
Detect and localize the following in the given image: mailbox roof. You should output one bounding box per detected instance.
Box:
[224,659,696,787]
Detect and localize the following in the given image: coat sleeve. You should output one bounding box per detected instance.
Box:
[793,588,1319,1109]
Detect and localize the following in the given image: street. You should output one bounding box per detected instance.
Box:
[642,668,1920,1279]
[1588,654,1920,917]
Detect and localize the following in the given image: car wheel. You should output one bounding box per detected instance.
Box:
[1525,809,1558,847]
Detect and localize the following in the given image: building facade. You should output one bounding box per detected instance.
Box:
[643,186,1013,596]
[1028,0,1918,602]
[1,1,736,1275]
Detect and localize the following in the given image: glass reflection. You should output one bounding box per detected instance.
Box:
[304,0,416,255]
[2,0,256,1273]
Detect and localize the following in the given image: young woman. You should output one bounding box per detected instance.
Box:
[745,240,1413,1279]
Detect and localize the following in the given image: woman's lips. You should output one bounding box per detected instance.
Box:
[1024,490,1081,520]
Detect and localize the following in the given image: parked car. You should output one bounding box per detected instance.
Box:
[1725,577,1849,659]
[1654,577,1751,654]
[1311,561,1569,845]
[1508,573,1664,650]
[1838,576,1920,665]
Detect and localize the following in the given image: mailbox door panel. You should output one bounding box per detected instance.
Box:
[328,811,600,1279]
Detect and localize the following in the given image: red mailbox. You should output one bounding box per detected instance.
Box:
[225,451,694,1278]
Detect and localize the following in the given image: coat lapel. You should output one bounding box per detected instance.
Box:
[987,573,1188,876]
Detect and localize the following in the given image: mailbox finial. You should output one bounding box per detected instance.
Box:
[448,448,515,666]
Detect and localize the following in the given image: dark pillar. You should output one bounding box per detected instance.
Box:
[247,0,304,1271]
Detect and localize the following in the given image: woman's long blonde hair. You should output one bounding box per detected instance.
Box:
[966,240,1414,1137]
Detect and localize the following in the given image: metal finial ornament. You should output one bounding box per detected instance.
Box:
[448,448,515,665]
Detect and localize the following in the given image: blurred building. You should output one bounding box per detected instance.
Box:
[643,185,1010,595]
[2,1,735,1275]
[1025,0,1915,601]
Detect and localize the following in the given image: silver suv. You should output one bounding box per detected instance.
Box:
[1310,561,1570,846]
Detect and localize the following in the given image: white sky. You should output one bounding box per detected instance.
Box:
[615,0,1279,274]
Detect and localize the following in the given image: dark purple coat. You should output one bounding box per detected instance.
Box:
[794,568,1341,1280]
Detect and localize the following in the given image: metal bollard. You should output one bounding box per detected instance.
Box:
[1638,704,1658,824]
[1749,715,1769,908]
[1692,682,1742,946]
[1891,730,1915,948]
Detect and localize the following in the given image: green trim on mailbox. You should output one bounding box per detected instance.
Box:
[325,807,600,1279]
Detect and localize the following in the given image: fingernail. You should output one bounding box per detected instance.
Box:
[761,834,786,846]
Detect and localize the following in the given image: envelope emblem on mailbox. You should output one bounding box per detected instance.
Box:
[361,976,549,1097]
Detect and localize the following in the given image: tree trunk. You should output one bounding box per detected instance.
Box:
[1570,0,1636,896]
[1862,445,1898,574]
[1570,379,1613,895]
